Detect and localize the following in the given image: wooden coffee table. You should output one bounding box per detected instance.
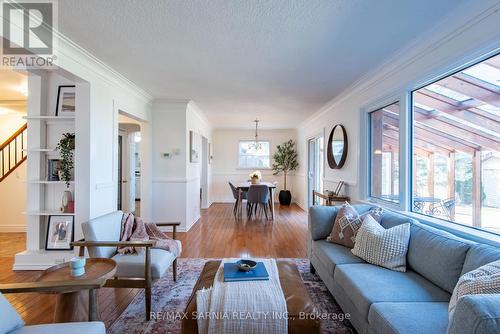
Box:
[36,258,116,322]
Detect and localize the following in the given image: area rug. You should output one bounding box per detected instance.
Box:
[108,258,355,334]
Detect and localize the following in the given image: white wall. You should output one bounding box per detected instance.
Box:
[295,0,500,211]
[151,100,212,232]
[211,128,297,203]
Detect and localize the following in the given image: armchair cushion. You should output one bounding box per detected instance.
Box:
[9,322,105,334]
[82,211,124,258]
[0,292,24,334]
[111,243,181,279]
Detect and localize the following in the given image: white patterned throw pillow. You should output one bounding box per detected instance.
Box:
[351,215,410,272]
[448,260,500,320]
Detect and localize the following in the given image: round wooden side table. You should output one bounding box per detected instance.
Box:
[35,258,116,323]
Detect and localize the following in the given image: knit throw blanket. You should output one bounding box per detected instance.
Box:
[118,213,180,256]
[196,258,288,334]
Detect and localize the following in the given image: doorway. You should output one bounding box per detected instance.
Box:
[308,135,324,207]
[118,114,142,214]
[200,136,209,209]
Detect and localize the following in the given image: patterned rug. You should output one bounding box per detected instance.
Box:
[109,258,355,333]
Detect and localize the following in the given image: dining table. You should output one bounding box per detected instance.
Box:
[236,181,277,220]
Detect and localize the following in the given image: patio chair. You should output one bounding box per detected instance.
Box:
[72,211,181,321]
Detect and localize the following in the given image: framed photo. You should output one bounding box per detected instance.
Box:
[45,215,74,250]
[190,130,200,163]
[47,159,61,181]
[56,85,76,116]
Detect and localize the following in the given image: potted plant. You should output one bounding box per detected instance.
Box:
[56,132,75,188]
[249,170,262,184]
[272,140,298,205]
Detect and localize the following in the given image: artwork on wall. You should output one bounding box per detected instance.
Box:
[45,215,74,250]
[56,85,76,116]
[47,159,62,181]
[190,130,200,163]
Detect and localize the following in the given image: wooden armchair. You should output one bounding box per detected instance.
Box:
[71,211,181,321]
[0,282,105,334]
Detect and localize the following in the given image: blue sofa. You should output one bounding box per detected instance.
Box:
[308,205,500,334]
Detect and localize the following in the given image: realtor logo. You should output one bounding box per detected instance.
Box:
[1,0,58,68]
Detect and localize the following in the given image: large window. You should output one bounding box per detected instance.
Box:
[411,54,500,234]
[369,101,400,203]
[238,140,270,168]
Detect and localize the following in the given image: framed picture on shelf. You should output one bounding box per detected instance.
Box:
[55,85,76,116]
[45,215,74,250]
[47,159,61,181]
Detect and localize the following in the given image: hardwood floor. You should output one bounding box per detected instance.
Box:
[0,203,308,328]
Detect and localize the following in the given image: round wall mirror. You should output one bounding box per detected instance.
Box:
[327,124,348,169]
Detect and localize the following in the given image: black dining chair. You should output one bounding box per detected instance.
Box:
[246,184,270,220]
[229,182,247,218]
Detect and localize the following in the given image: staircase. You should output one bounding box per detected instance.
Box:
[0,123,27,182]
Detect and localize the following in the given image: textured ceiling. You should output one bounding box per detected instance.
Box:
[58,0,468,129]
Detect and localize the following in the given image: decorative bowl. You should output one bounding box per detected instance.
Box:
[236,259,257,272]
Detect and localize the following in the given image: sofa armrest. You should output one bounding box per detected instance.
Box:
[448,294,500,334]
[308,206,339,241]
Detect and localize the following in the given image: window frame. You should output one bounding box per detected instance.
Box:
[367,101,403,205]
[237,139,272,169]
[361,48,500,238]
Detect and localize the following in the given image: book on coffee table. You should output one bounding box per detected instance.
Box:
[223,262,269,282]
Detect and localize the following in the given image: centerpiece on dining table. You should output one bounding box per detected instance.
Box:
[249,170,262,184]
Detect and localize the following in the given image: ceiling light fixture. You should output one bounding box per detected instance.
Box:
[248,119,262,151]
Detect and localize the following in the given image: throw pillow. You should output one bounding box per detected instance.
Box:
[0,292,24,334]
[351,215,410,272]
[448,260,500,321]
[327,202,383,248]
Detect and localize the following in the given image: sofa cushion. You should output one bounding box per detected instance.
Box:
[328,202,384,248]
[408,222,471,293]
[461,244,500,275]
[447,294,500,334]
[82,211,124,258]
[368,302,448,334]
[308,206,339,241]
[312,240,365,274]
[111,246,179,279]
[449,260,500,318]
[335,263,450,319]
[10,322,105,334]
[380,210,418,229]
[0,292,24,334]
[351,216,410,272]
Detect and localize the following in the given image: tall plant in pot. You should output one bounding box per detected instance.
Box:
[56,132,75,188]
[272,140,298,205]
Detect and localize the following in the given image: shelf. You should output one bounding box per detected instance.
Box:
[24,211,74,216]
[26,180,75,184]
[23,116,75,121]
[23,148,56,152]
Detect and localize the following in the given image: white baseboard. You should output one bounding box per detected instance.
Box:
[0,225,26,232]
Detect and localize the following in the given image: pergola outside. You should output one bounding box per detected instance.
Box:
[371,54,500,234]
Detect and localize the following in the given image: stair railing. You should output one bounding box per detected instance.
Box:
[0,123,27,182]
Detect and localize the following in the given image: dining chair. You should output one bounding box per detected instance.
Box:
[246,184,270,220]
[229,182,246,218]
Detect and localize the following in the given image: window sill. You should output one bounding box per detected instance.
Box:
[236,167,273,171]
[358,199,500,247]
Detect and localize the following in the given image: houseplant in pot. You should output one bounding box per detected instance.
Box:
[272,140,298,205]
[56,132,75,188]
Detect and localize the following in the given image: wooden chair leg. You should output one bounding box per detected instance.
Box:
[233,199,238,216]
[173,258,177,281]
[145,286,152,320]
